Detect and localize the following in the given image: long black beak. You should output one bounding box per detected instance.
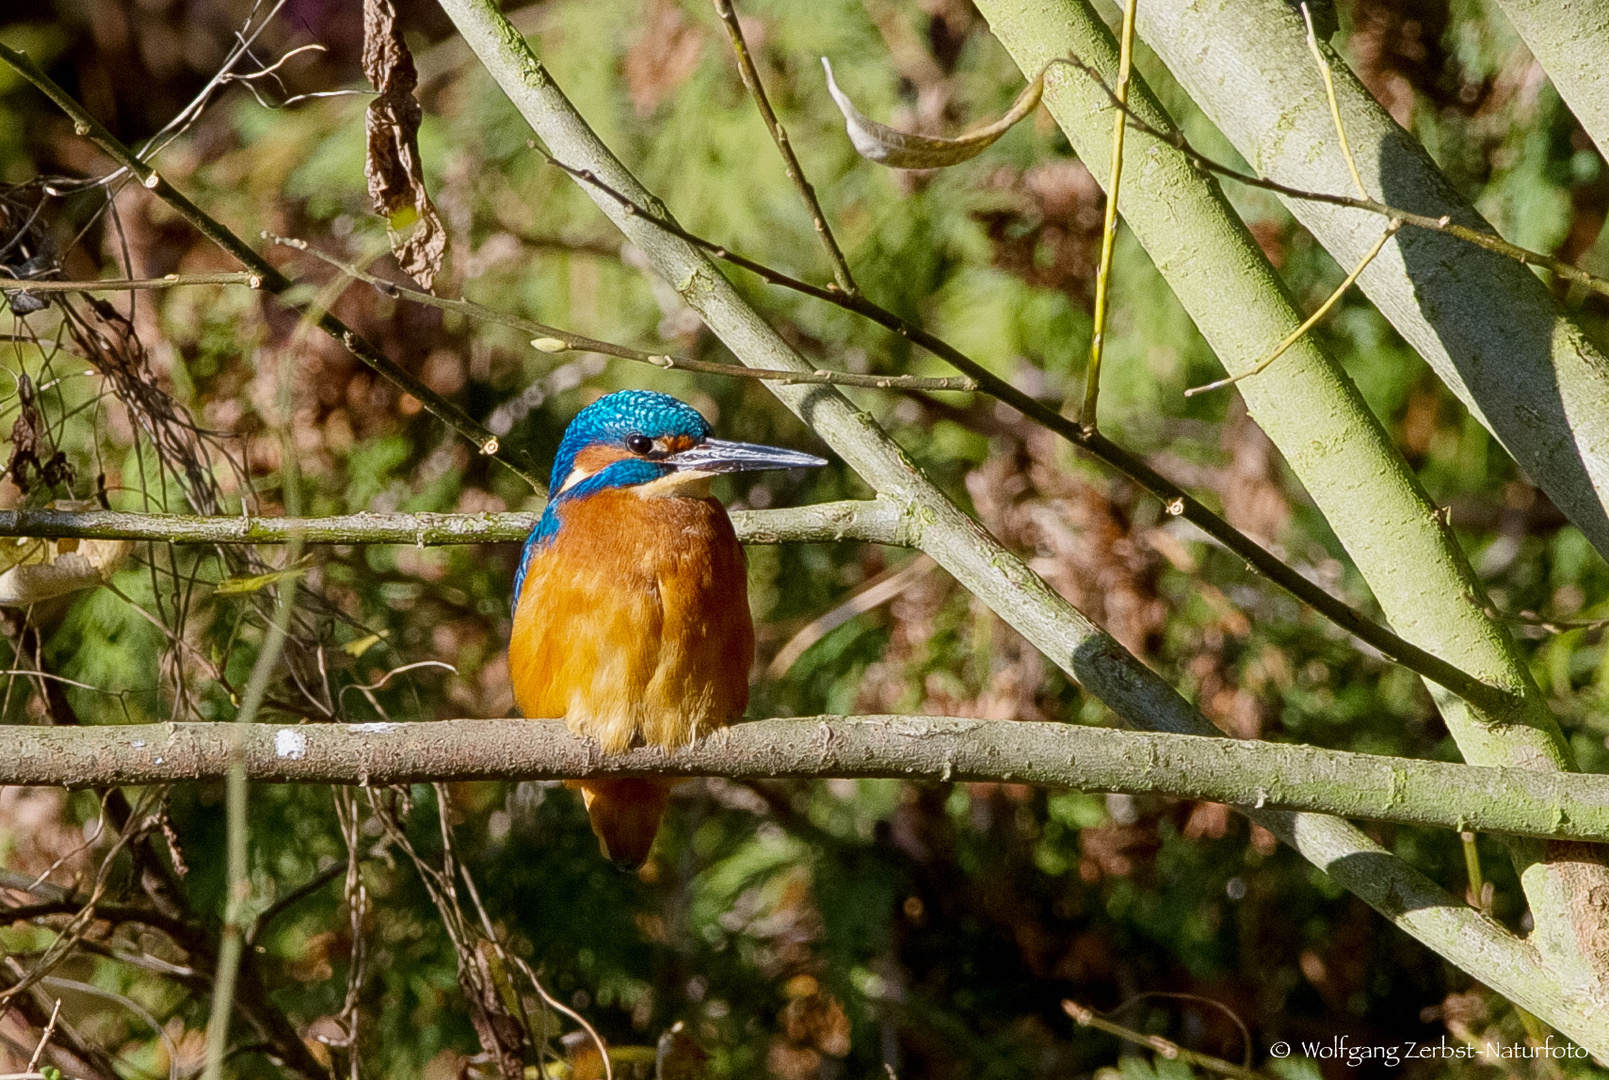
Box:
[666,437,828,474]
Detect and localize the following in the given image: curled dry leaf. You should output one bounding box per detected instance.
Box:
[821,57,1043,169]
[363,0,447,289]
[0,501,131,606]
[7,373,73,494]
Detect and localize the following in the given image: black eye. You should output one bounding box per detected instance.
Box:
[626,433,653,455]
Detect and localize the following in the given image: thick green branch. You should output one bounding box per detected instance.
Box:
[1491,1,1609,171]
[1131,0,1609,562]
[0,500,915,548]
[10,717,1609,843]
[527,100,1511,716]
[1125,0,1609,999]
[981,0,1570,769]
[436,1,1609,1049]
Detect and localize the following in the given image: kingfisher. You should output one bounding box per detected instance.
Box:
[510,389,826,869]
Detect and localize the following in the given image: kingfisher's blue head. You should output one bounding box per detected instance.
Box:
[545,389,825,500]
[515,390,826,605]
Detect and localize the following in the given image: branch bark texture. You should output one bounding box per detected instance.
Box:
[975,0,1571,772]
[435,0,1609,1049]
[1127,0,1609,1003]
[0,501,915,549]
[1131,0,1609,563]
[13,717,1609,843]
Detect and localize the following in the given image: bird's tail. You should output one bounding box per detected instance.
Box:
[569,778,672,871]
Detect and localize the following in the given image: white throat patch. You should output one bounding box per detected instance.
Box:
[634,470,715,498]
[558,466,593,494]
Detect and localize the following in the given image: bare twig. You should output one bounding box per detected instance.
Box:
[1079,0,1137,428]
[1054,54,1609,301]
[24,998,61,1072]
[712,0,857,296]
[1062,1000,1273,1080]
[266,234,972,391]
[1485,606,1609,633]
[0,42,545,492]
[525,140,1514,714]
[1301,4,1364,199]
[1186,219,1401,396]
[1,272,257,293]
[245,860,348,945]
[766,554,934,678]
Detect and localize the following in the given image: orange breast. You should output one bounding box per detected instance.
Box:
[509,488,754,751]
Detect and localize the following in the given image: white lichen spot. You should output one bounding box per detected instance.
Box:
[351,722,400,734]
[275,728,308,761]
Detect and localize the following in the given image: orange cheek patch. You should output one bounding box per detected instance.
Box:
[559,444,634,493]
[572,445,633,472]
[660,435,698,455]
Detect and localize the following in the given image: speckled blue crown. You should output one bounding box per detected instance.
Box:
[547,390,712,494]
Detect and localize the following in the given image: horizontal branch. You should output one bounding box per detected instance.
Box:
[0,272,259,293]
[13,717,1609,842]
[1,262,973,392]
[0,500,916,548]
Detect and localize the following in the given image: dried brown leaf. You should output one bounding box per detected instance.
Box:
[822,57,1041,169]
[0,498,132,606]
[6,376,72,495]
[363,0,447,289]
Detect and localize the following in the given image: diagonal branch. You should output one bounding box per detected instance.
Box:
[1120,0,1609,1002]
[1078,0,1137,428]
[1055,54,1609,303]
[1128,0,1609,564]
[526,135,1511,715]
[435,0,1606,1050]
[712,0,858,296]
[267,233,971,391]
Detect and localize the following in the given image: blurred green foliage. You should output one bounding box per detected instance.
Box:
[1,0,1608,1077]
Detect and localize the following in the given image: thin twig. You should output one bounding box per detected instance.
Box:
[1079,0,1137,429]
[1461,831,1494,915]
[266,234,971,391]
[24,998,61,1072]
[1485,607,1609,633]
[1062,1000,1273,1080]
[1054,54,1609,301]
[0,42,545,492]
[1301,4,1365,199]
[712,0,858,296]
[245,859,348,945]
[1,272,257,293]
[1186,219,1401,396]
[528,141,1514,714]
